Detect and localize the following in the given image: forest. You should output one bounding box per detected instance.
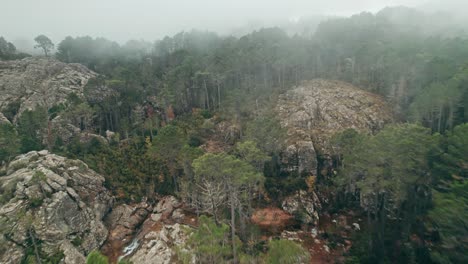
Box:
[0,5,467,264]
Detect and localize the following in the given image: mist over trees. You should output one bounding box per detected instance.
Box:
[41,6,467,136]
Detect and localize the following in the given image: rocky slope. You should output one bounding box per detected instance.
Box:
[273,79,393,229]
[0,150,194,264]
[277,79,393,176]
[0,57,96,122]
[0,74,395,263]
[0,151,113,263]
[102,196,194,264]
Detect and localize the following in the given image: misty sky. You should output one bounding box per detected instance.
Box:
[0,0,463,44]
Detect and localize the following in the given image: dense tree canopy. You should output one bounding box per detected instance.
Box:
[51,8,468,135]
[180,215,232,263]
[428,181,468,264]
[193,153,263,261]
[333,124,441,262]
[0,5,467,263]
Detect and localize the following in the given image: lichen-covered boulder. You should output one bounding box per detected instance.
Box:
[0,150,114,263]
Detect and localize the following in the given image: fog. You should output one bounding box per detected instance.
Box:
[1,0,467,46]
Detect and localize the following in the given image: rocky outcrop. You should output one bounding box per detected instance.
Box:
[0,57,97,122]
[0,150,113,263]
[129,223,190,264]
[101,201,153,262]
[275,80,392,227]
[281,140,318,176]
[103,196,194,264]
[277,79,393,176]
[127,196,192,264]
[282,190,322,226]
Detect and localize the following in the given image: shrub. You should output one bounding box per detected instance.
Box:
[264,239,310,264]
[86,250,108,264]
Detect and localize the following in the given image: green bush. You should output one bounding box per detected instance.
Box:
[0,179,19,204]
[0,123,20,163]
[200,109,213,119]
[29,198,44,208]
[264,239,310,264]
[86,250,108,264]
[71,236,83,246]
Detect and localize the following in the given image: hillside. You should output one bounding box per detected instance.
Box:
[0,4,467,263]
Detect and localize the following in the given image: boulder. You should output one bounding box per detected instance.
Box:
[172,208,185,221]
[282,190,322,225]
[0,150,113,263]
[105,130,116,141]
[153,195,182,222]
[281,140,318,176]
[154,196,180,214]
[352,223,360,231]
[281,230,305,242]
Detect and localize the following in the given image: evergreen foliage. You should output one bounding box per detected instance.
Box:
[86,250,108,264]
[264,239,310,264]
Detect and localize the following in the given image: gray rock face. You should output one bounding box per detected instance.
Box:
[281,140,318,176]
[129,223,190,264]
[282,190,322,225]
[105,201,153,237]
[0,150,113,263]
[277,79,393,176]
[0,57,97,122]
[109,196,193,264]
